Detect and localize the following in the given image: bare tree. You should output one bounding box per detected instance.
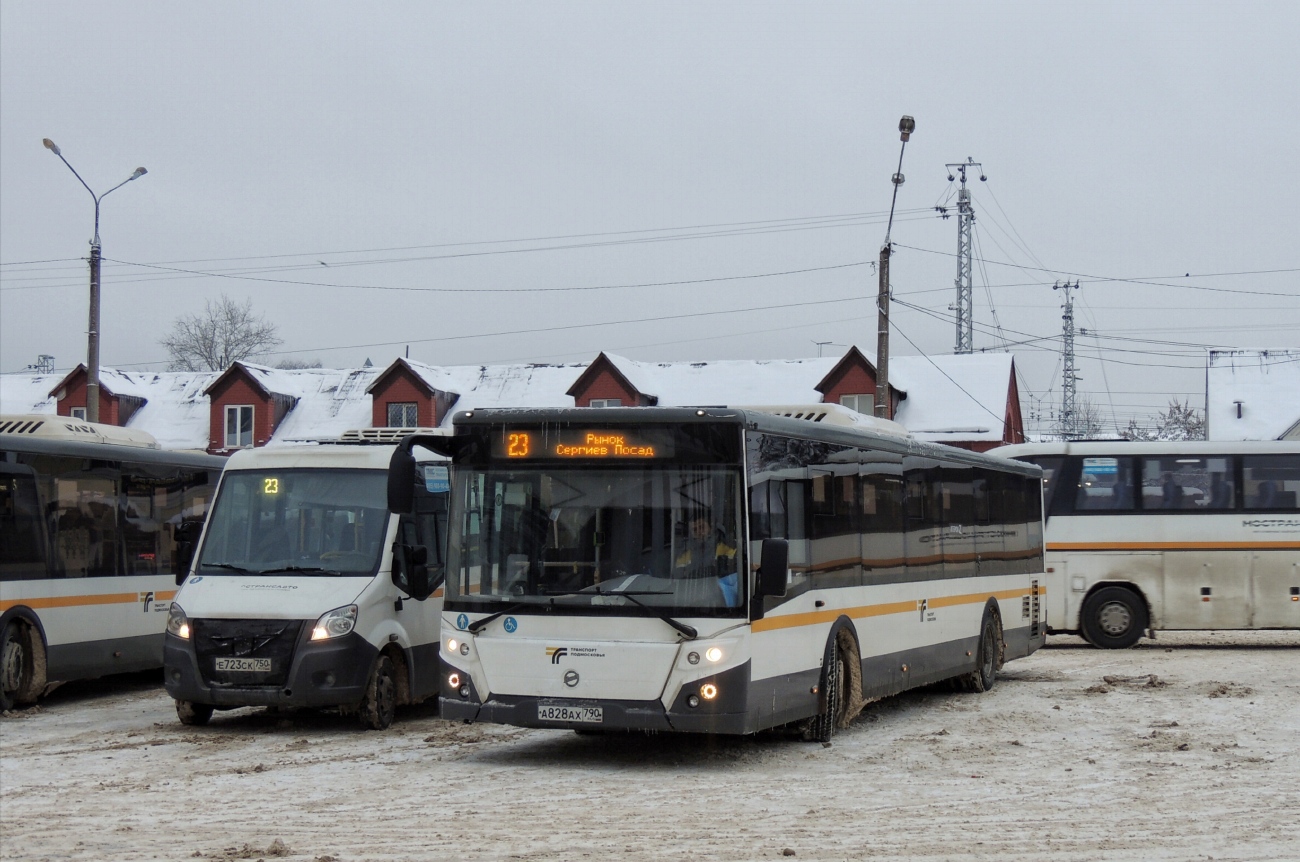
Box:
[275,358,323,370]
[161,295,283,371]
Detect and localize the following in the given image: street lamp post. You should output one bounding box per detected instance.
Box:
[42,139,146,424]
[874,115,914,421]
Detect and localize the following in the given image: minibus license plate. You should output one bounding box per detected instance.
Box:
[215,657,272,673]
[537,703,603,723]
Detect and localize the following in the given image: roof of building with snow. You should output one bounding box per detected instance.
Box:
[1206,349,1300,441]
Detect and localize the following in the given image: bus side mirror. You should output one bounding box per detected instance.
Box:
[388,448,416,514]
[757,538,788,598]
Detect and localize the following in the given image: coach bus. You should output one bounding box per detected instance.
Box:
[996,440,1300,648]
[387,406,1046,740]
[0,415,223,710]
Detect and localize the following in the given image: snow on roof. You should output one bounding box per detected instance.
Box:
[258,367,382,444]
[436,363,586,419]
[1206,349,1300,441]
[230,362,307,399]
[602,354,840,406]
[0,373,58,415]
[890,353,1013,443]
[110,371,217,450]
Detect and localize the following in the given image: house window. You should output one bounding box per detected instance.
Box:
[225,405,254,449]
[840,394,874,415]
[70,407,87,421]
[590,398,622,408]
[387,402,420,427]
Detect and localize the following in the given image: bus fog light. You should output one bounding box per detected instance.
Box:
[687,694,700,708]
[700,683,718,700]
[687,651,700,665]
[459,684,470,698]
[448,672,461,688]
[460,643,470,655]
[705,647,723,663]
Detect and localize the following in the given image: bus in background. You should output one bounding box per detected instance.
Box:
[164,429,449,729]
[0,415,223,710]
[393,406,1046,741]
[996,440,1300,648]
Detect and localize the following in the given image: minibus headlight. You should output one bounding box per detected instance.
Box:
[311,605,358,641]
[167,603,190,639]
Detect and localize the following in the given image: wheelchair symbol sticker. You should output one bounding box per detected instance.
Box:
[504,617,518,634]
[456,613,469,631]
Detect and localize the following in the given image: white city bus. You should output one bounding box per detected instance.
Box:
[390,406,1046,740]
[996,440,1300,648]
[0,415,223,710]
[164,430,449,729]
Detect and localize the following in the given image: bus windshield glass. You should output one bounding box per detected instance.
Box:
[197,470,389,577]
[446,465,745,613]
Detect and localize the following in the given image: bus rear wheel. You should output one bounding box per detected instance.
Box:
[1080,586,1147,649]
[176,700,214,726]
[958,609,1003,693]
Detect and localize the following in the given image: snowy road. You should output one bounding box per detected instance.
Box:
[2,632,1297,862]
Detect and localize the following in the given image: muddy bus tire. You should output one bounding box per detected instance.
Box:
[1080,586,1147,650]
[805,643,846,743]
[959,608,1003,693]
[359,654,397,730]
[176,700,214,726]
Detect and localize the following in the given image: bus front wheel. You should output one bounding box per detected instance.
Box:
[358,654,397,730]
[176,700,214,726]
[1,621,43,710]
[805,643,846,743]
[1080,586,1147,649]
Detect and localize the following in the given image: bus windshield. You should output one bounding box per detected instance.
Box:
[197,470,389,577]
[446,466,744,613]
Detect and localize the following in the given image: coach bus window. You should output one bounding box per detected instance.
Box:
[1142,457,1219,510]
[1075,457,1135,511]
[1242,455,1300,510]
[0,469,48,580]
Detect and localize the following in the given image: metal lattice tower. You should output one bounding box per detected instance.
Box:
[1054,280,1080,438]
[946,158,983,354]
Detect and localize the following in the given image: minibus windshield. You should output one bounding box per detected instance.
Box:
[197,470,388,577]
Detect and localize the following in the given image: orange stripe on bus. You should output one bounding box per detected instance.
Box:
[0,592,150,613]
[1048,541,1300,552]
[751,587,1039,633]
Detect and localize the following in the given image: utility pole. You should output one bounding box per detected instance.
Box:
[875,115,915,420]
[1054,280,1080,438]
[42,139,147,424]
[945,158,984,354]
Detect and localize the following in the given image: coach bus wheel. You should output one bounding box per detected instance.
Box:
[805,643,846,743]
[359,654,397,730]
[959,609,1004,693]
[176,700,214,726]
[1080,586,1147,649]
[1,622,27,711]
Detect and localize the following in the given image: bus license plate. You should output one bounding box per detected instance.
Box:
[215,657,272,673]
[537,703,603,723]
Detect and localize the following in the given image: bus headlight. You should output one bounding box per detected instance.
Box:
[167,603,190,639]
[311,605,358,641]
[705,647,723,663]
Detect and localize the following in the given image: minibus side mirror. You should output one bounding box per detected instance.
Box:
[174,521,200,586]
[757,538,788,598]
[387,448,416,514]
[393,543,435,600]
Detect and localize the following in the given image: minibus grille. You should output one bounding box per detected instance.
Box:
[193,619,304,688]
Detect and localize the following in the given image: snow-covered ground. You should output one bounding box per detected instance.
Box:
[2,632,1297,862]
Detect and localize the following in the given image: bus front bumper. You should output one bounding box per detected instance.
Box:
[440,661,753,735]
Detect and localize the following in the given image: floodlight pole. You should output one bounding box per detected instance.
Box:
[42,139,147,423]
[875,116,914,420]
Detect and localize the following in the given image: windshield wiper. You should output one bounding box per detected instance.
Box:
[545,587,697,640]
[201,562,258,575]
[466,600,534,633]
[253,564,346,576]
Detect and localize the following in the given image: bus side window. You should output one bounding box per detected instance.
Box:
[0,469,49,579]
[1243,455,1300,510]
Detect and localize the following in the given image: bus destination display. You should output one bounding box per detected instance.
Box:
[494,429,670,460]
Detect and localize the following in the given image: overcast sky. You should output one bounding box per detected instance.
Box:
[2,1,1297,435]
